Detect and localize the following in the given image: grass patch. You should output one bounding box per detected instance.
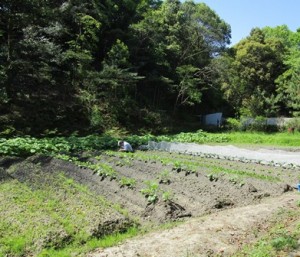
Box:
[213,131,300,147]
[234,206,300,257]
[0,170,134,257]
[37,226,139,257]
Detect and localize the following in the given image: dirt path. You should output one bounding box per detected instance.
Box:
[88,192,300,257]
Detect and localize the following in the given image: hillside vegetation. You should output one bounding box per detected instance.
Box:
[1,1,300,136]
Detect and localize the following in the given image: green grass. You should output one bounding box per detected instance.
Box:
[37,226,139,257]
[233,207,300,257]
[211,131,300,147]
[155,130,300,147]
[0,171,135,257]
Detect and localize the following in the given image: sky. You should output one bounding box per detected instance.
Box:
[196,0,300,45]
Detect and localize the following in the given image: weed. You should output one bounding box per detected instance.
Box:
[271,235,298,251]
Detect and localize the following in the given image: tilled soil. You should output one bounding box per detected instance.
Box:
[40,150,298,224]
[2,147,300,256]
[43,150,300,225]
[87,193,300,257]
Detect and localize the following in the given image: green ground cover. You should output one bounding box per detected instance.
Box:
[0,170,135,257]
[0,131,299,158]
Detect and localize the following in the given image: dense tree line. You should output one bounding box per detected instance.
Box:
[218,26,300,118]
[0,0,299,136]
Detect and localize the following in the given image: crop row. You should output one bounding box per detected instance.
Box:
[104,151,280,182]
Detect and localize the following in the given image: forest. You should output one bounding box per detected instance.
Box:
[1,0,300,136]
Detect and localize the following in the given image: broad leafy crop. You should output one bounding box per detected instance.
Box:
[0,135,117,157]
[1,130,299,158]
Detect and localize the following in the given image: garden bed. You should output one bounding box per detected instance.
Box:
[1,148,300,256]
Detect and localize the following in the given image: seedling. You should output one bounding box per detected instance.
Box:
[95,163,117,180]
[160,159,169,166]
[185,165,197,176]
[119,177,136,189]
[207,173,218,182]
[162,190,174,202]
[157,169,171,184]
[140,181,159,204]
[172,161,183,172]
[229,175,240,185]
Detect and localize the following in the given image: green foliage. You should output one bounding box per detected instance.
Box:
[1,129,300,158]
[0,135,117,157]
[78,14,101,51]
[157,169,171,184]
[174,65,202,108]
[271,235,298,251]
[105,39,130,68]
[0,173,137,257]
[0,0,300,134]
[226,118,242,131]
[140,181,160,204]
[162,190,174,202]
[245,116,268,132]
[285,118,300,132]
[119,177,137,189]
[156,130,229,144]
[94,163,117,180]
[219,27,288,117]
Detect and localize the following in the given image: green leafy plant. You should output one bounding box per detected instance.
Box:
[172,161,183,172]
[229,175,240,185]
[271,235,298,251]
[119,177,136,189]
[95,163,117,180]
[140,181,160,204]
[207,173,218,182]
[162,190,174,202]
[157,170,171,184]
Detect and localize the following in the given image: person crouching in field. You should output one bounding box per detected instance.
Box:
[118,140,133,152]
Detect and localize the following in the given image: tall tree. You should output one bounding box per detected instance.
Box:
[130,0,231,114]
[268,27,300,116]
[219,28,286,117]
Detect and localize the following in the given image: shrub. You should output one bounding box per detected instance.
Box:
[246,116,268,132]
[226,118,242,131]
[285,118,300,132]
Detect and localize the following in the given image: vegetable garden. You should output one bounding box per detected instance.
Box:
[1,132,300,256]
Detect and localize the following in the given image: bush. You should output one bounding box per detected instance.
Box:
[226,118,242,131]
[246,116,268,132]
[285,118,300,132]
